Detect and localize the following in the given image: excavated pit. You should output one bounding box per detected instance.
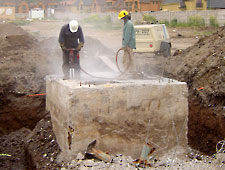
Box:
[46,76,188,161]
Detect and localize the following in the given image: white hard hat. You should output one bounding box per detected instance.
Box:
[69,20,78,33]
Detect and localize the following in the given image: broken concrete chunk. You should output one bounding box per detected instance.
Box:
[76,152,84,160]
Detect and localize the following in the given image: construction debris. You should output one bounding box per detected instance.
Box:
[86,140,113,163]
[0,21,224,169]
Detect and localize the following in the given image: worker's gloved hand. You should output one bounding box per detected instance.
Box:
[60,43,68,51]
[76,42,84,51]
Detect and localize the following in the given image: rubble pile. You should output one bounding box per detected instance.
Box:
[24,116,225,170]
[24,115,61,170]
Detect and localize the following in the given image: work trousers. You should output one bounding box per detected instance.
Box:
[123,47,136,73]
[62,50,80,79]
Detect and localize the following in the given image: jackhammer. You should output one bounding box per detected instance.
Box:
[68,48,80,80]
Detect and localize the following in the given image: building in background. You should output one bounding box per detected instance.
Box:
[207,0,225,9]
[33,0,59,10]
[0,0,59,14]
[2,0,223,15]
[0,0,30,13]
[102,0,161,13]
[92,0,105,12]
[74,0,93,13]
[0,6,16,19]
[136,0,161,12]
[161,0,225,11]
[59,0,76,12]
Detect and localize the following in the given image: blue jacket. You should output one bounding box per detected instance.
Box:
[122,20,136,49]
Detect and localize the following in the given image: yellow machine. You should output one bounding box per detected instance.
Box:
[134,24,171,57]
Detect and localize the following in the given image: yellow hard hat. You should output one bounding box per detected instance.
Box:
[118,10,129,19]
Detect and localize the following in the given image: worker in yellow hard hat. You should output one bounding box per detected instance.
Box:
[118,10,136,75]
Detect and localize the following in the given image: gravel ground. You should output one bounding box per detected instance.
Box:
[58,147,225,170]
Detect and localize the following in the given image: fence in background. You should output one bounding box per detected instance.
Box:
[55,9,225,26]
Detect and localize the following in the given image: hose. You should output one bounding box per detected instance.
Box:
[79,47,132,79]
[115,47,131,75]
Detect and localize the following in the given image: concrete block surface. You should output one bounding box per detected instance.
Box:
[46,76,188,159]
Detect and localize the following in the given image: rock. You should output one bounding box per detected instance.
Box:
[82,159,99,167]
[76,152,84,160]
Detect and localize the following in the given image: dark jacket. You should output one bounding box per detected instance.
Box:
[58,24,84,49]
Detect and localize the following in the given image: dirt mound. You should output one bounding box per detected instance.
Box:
[3,35,35,50]
[164,26,225,154]
[0,128,31,170]
[0,23,28,37]
[0,24,49,136]
[24,115,61,169]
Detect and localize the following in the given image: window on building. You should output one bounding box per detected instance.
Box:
[22,5,27,13]
[196,0,203,8]
[135,1,138,6]
[134,1,138,11]
[107,2,112,6]
[179,0,186,8]
[129,2,132,10]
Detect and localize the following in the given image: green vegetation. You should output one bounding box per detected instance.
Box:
[161,15,206,28]
[81,15,122,30]
[139,15,207,28]
[142,14,157,24]
[187,15,205,27]
[209,16,219,27]
[170,18,178,27]
[8,19,31,26]
[82,15,112,24]
[135,20,142,25]
[83,14,217,29]
[159,20,169,26]
[194,30,215,36]
[24,0,37,3]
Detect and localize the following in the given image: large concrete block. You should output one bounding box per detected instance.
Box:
[46,76,188,159]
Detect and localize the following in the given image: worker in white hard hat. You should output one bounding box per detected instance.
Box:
[118,10,136,74]
[58,20,84,79]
